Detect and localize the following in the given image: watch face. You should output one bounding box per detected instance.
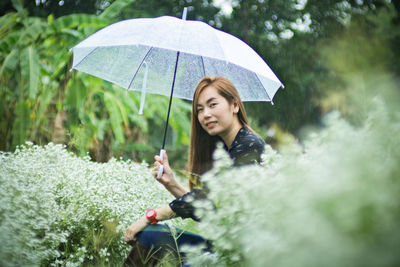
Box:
[147,210,155,217]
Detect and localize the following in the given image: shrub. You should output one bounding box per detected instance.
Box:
[186,98,400,266]
[0,143,186,266]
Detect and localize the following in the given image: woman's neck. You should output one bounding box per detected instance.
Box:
[219,121,243,149]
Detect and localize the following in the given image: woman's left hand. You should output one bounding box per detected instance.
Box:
[124,217,150,243]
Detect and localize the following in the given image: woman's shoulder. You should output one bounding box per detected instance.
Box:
[238,127,265,148]
[229,127,265,165]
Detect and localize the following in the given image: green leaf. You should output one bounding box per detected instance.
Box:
[93,118,108,141]
[50,51,71,80]
[112,89,129,127]
[0,31,20,52]
[34,81,57,128]
[100,0,135,20]
[104,92,125,143]
[20,46,40,99]
[48,14,109,34]
[66,77,87,111]
[0,49,19,78]
[0,13,17,36]
[47,14,54,25]
[19,20,45,45]
[11,100,30,148]
[129,113,148,133]
[11,0,24,14]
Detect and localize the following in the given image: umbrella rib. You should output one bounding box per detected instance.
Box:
[127,46,154,90]
[73,47,99,69]
[253,72,272,102]
[200,56,206,76]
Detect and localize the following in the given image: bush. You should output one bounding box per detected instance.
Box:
[0,143,185,266]
[185,98,400,266]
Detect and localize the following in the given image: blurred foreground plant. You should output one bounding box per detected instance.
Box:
[183,6,400,266]
[187,94,399,266]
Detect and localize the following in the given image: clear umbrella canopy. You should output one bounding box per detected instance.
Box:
[72,12,284,178]
[71,15,283,102]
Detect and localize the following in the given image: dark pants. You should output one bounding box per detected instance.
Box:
[123,224,210,267]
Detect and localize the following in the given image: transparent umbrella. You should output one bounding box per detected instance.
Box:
[71,8,283,177]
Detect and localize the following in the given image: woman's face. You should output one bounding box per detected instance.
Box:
[196,86,239,137]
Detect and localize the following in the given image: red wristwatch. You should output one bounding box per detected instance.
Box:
[145,209,158,224]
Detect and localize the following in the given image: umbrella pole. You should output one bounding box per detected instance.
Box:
[161,51,180,149]
[157,51,180,178]
[161,7,187,149]
[157,8,187,179]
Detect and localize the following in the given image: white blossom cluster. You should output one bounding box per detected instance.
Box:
[0,143,183,266]
[186,99,400,266]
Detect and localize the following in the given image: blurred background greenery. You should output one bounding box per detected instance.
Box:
[1,0,399,168]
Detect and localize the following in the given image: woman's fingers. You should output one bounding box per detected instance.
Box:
[154,151,168,165]
[124,219,148,243]
[154,155,163,163]
[152,162,163,179]
[152,162,160,172]
[124,225,141,242]
[152,151,171,180]
[163,151,169,164]
[124,229,135,242]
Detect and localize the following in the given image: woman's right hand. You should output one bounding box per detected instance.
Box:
[152,150,176,187]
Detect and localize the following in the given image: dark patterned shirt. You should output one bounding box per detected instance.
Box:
[169,127,265,221]
[225,126,265,166]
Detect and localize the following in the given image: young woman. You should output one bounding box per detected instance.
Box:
[123,76,265,266]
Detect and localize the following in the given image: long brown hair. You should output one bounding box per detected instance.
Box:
[187,76,252,190]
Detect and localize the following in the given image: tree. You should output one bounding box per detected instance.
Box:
[215,0,399,137]
[0,0,194,165]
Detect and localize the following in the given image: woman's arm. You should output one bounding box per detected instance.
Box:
[124,205,176,243]
[152,151,188,198]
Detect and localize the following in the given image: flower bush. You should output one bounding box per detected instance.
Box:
[186,98,400,266]
[0,143,186,266]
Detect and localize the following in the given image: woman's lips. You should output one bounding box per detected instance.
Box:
[206,121,217,128]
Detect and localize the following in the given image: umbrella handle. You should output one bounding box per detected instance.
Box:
[156,149,165,179]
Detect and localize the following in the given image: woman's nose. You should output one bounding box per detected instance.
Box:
[203,108,211,117]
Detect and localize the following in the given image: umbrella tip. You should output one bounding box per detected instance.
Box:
[271,101,274,105]
[182,7,188,20]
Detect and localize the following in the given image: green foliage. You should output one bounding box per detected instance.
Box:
[20,46,40,98]
[0,0,192,164]
[99,0,133,20]
[220,0,400,135]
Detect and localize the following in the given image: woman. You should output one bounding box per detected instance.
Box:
[123,76,265,266]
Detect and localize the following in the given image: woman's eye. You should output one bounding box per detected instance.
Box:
[210,103,217,107]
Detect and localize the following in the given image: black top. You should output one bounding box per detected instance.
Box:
[169,127,265,221]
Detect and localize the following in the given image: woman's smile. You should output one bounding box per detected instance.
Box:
[196,85,241,140]
[205,121,217,128]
